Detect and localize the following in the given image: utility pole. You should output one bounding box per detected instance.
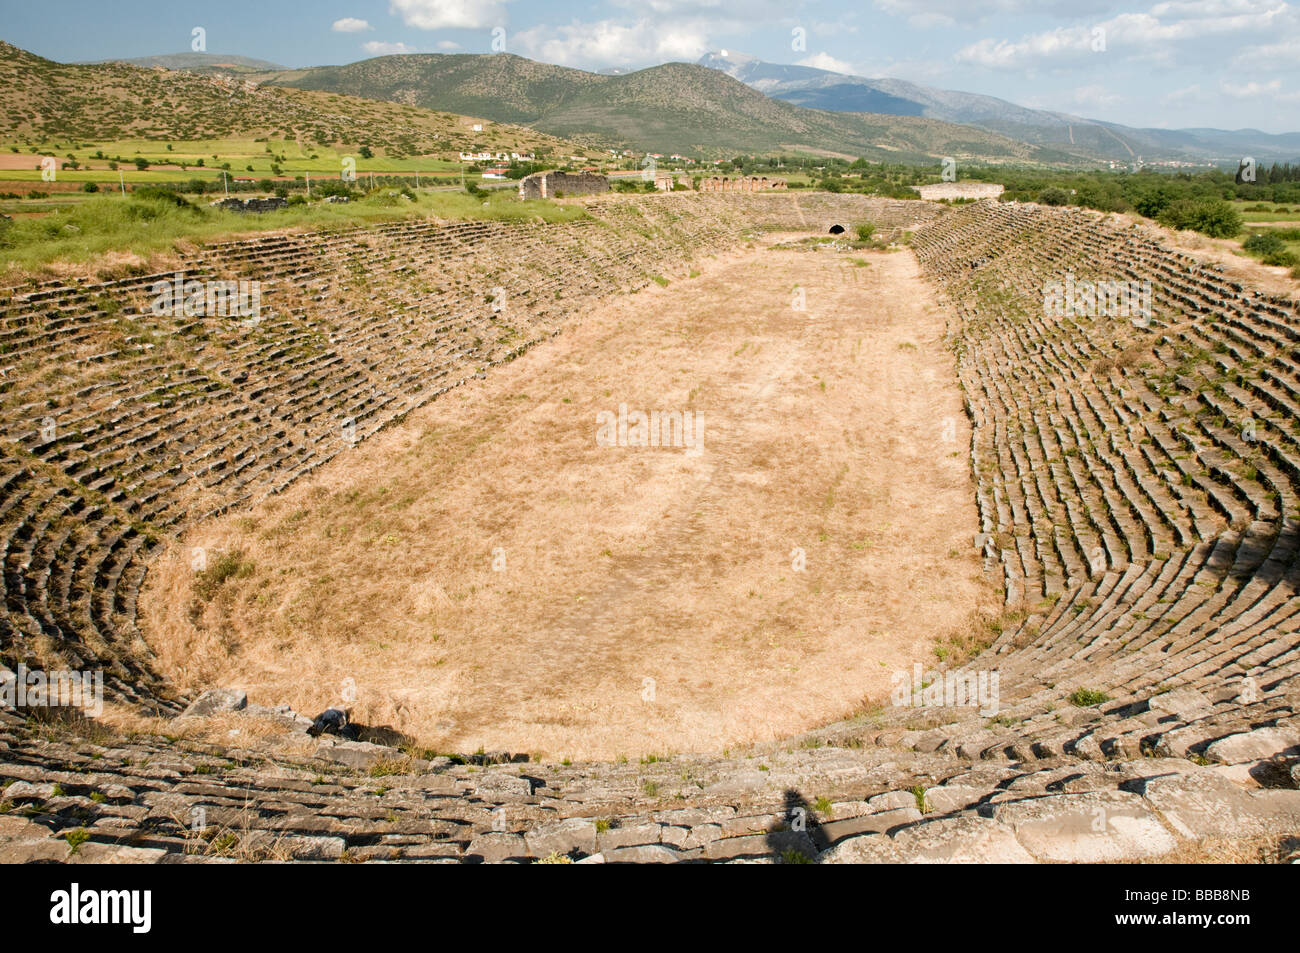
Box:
[223,171,228,197]
[119,170,125,196]
[306,171,311,197]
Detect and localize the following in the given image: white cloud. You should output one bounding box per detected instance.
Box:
[331,18,373,33]
[436,40,462,50]
[1070,83,1123,107]
[390,0,512,30]
[1220,76,1300,100]
[796,52,858,74]
[955,26,1101,68]
[607,0,790,18]
[513,18,711,68]
[1161,83,1203,104]
[809,18,860,36]
[955,0,1298,69]
[608,0,733,12]
[874,0,1115,27]
[1232,35,1300,68]
[363,40,419,55]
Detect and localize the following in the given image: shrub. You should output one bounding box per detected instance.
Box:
[1157,198,1242,238]
[1069,688,1110,707]
[1243,231,1298,266]
[1038,187,1072,206]
[1243,231,1285,256]
[128,188,201,218]
[81,181,99,193]
[854,222,876,242]
[64,828,90,854]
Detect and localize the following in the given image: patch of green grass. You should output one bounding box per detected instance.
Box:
[911,784,930,814]
[1069,688,1110,707]
[534,851,574,864]
[0,188,585,271]
[193,550,255,601]
[64,827,90,854]
[780,848,813,864]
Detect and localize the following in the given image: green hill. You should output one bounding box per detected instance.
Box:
[0,41,579,159]
[264,53,1086,164]
[92,52,289,73]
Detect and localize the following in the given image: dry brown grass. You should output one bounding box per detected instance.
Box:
[139,239,996,760]
[1143,833,1299,864]
[27,701,317,757]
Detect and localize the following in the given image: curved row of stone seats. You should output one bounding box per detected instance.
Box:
[3,193,933,718]
[6,194,1294,863]
[912,201,1300,597]
[0,195,778,714]
[1,696,1295,863]
[884,199,1300,791]
[594,191,949,234]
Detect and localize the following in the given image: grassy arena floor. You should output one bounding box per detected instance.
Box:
[140,238,997,761]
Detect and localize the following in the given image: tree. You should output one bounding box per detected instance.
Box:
[1157,198,1241,238]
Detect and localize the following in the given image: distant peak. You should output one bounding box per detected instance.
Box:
[699,50,758,66]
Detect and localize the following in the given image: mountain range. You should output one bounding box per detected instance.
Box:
[256,53,1083,164]
[699,50,1300,164]
[51,46,1300,166]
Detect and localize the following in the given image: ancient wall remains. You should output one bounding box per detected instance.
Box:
[518,171,610,200]
[698,176,788,193]
[912,182,1004,201]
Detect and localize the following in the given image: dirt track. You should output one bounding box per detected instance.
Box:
[140,237,996,760]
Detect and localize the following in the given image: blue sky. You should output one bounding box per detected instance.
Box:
[6,0,1299,132]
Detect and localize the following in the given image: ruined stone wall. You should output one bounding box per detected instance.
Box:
[212,196,289,213]
[698,176,787,193]
[912,182,1003,201]
[518,171,610,200]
